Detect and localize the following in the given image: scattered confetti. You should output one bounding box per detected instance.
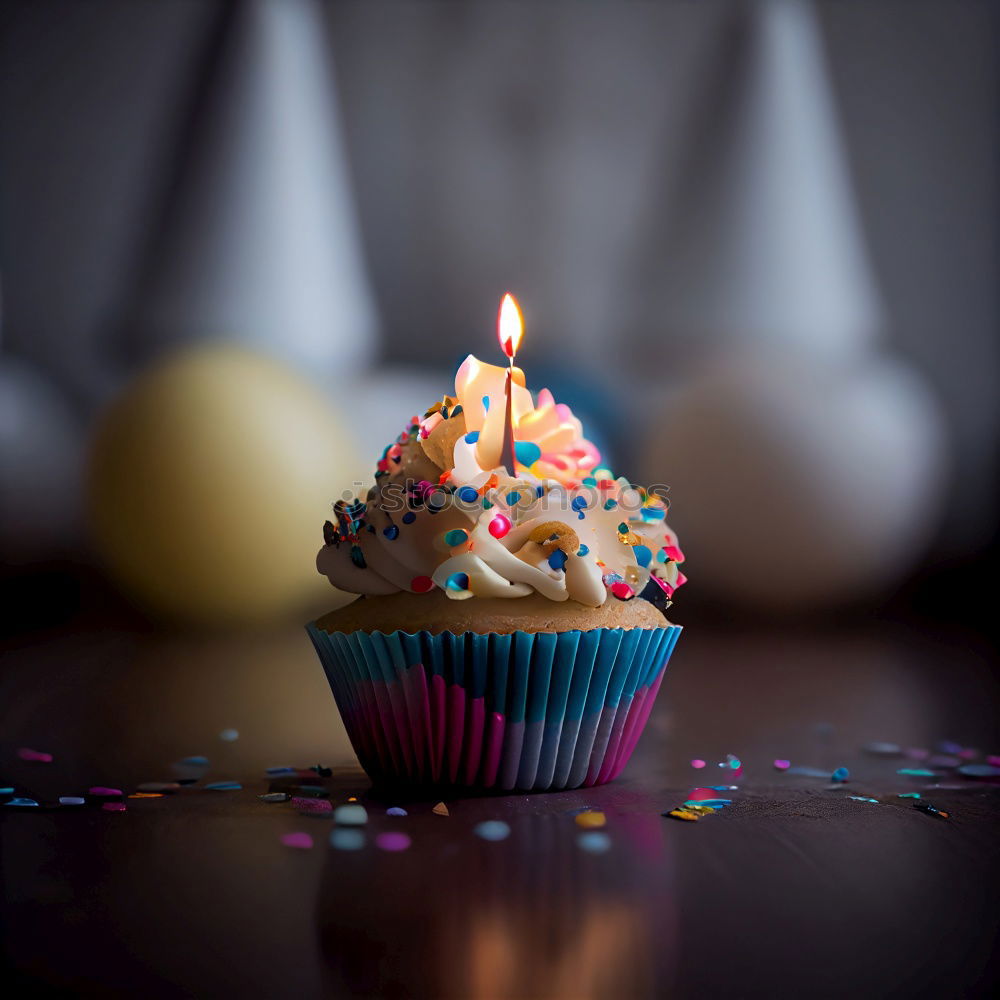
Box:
[957,764,1000,779]
[724,753,742,770]
[574,810,606,829]
[683,799,731,808]
[219,729,239,742]
[17,748,53,763]
[6,797,39,807]
[259,792,290,803]
[432,801,450,817]
[281,832,314,849]
[59,796,85,806]
[577,831,612,853]
[293,797,333,815]
[773,759,791,770]
[831,767,850,783]
[897,792,921,799]
[333,804,368,826]
[664,808,701,822]
[89,787,123,797]
[128,792,163,799]
[330,828,365,851]
[386,806,408,816]
[474,820,511,841]
[863,741,901,756]
[690,759,706,769]
[204,781,242,791]
[848,796,879,803]
[914,802,949,820]
[102,802,126,812]
[376,832,412,852]
[897,768,936,777]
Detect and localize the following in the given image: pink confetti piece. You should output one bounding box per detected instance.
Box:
[102,802,126,812]
[17,748,52,763]
[773,759,791,770]
[89,786,123,797]
[281,832,314,849]
[375,832,412,852]
[292,797,333,814]
[690,759,706,769]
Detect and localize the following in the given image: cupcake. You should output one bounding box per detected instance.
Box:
[307,346,686,791]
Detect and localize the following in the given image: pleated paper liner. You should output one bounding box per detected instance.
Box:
[306,623,681,792]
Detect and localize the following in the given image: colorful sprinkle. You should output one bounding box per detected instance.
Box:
[848,796,879,803]
[293,797,333,815]
[577,544,589,556]
[6,797,39,807]
[446,572,470,592]
[474,820,511,841]
[481,395,490,412]
[432,801,450,816]
[330,828,365,851]
[488,514,512,539]
[464,431,480,444]
[281,832,314,849]
[897,792,921,799]
[205,781,242,791]
[59,796,85,806]
[773,759,791,770]
[574,810,606,829]
[577,831,612,853]
[505,491,521,506]
[402,511,417,524]
[89,787,123,797]
[897,768,936,777]
[334,804,369,826]
[386,806,408,817]
[664,808,701,822]
[831,767,850,783]
[514,441,541,466]
[376,832,412,852]
[571,497,587,512]
[16,748,53,763]
[265,766,296,777]
[444,528,469,547]
[259,792,290,803]
[547,549,568,572]
[609,581,634,600]
[632,544,652,567]
[383,524,399,540]
[690,759,706,769]
[457,486,479,503]
[410,575,435,593]
[914,802,949,819]
[684,799,731,808]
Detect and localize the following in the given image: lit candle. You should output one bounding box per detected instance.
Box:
[497,293,524,473]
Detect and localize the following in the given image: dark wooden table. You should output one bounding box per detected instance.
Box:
[2,615,998,998]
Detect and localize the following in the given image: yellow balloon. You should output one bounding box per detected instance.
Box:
[87,345,359,626]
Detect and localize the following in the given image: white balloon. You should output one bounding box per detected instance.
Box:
[640,349,948,610]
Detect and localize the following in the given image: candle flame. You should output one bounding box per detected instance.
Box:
[497,293,524,360]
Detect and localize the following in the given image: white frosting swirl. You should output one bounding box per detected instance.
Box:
[316,362,686,610]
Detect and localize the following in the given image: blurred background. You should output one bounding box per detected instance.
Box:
[0,0,996,641]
